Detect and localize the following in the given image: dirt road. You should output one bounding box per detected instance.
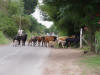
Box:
[43,48,99,75]
[0,45,99,75]
[0,45,50,75]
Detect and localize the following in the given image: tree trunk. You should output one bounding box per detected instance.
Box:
[88,26,96,53]
[90,31,95,52]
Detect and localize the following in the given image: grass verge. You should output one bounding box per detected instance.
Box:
[80,55,100,75]
[0,31,10,44]
[81,55,100,68]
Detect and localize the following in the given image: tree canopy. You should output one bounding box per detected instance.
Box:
[40,0,100,52]
[0,0,46,38]
[24,0,38,14]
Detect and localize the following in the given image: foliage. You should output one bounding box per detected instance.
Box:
[0,31,10,44]
[0,0,24,38]
[24,0,38,14]
[29,15,47,35]
[41,0,100,52]
[7,1,24,16]
[49,25,58,34]
[0,0,45,41]
[3,25,18,38]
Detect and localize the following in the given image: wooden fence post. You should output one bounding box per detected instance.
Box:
[80,28,83,48]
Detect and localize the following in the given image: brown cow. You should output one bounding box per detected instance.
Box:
[57,36,75,48]
[28,38,33,46]
[58,36,68,48]
[42,36,57,47]
[28,36,37,46]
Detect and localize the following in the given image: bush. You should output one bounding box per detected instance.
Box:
[3,25,18,38]
[0,31,10,44]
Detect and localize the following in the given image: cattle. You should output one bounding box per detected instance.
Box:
[36,36,42,46]
[41,36,45,47]
[13,35,21,46]
[21,33,27,46]
[42,36,57,47]
[65,37,80,47]
[57,36,68,48]
[28,38,33,46]
[13,33,27,46]
[48,41,57,48]
[28,36,37,46]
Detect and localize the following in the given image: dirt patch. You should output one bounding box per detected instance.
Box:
[43,48,83,75]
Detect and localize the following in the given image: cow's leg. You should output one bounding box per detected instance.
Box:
[24,41,26,46]
[45,41,49,47]
[38,41,41,46]
[44,42,46,47]
[62,42,66,48]
[68,42,71,47]
[22,41,25,46]
[42,41,44,47]
[28,42,30,46]
[22,40,24,46]
[38,41,39,46]
[33,42,35,46]
[18,40,20,45]
[31,42,32,46]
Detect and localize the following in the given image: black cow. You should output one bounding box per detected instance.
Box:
[13,33,27,46]
[22,33,27,46]
[65,37,80,47]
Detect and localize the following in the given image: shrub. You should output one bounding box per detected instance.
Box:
[3,25,18,38]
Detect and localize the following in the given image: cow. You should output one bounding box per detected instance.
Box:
[36,36,42,46]
[21,33,27,46]
[28,36,37,46]
[57,36,68,48]
[13,33,27,46]
[42,36,57,47]
[65,37,80,47]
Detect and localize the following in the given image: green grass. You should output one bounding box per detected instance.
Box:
[80,55,100,75]
[0,31,10,44]
[81,55,100,68]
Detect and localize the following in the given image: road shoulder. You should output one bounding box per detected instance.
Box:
[43,48,82,75]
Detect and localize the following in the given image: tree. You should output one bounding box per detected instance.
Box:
[24,0,38,14]
[41,0,100,52]
[0,0,45,39]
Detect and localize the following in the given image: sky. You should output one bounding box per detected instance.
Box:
[32,0,53,28]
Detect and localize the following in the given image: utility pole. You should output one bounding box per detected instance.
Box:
[19,1,22,30]
[19,15,21,29]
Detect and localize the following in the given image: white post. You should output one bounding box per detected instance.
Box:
[80,28,83,48]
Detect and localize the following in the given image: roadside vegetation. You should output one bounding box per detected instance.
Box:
[0,0,47,44]
[80,55,100,75]
[0,31,10,44]
[40,0,100,53]
[81,55,100,68]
